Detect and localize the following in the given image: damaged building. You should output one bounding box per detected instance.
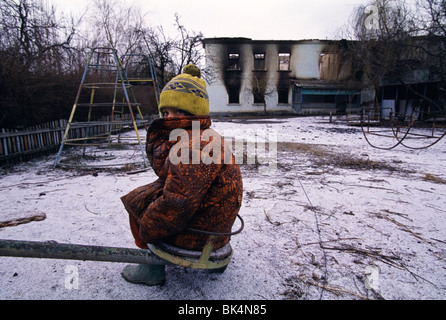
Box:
[376,37,444,121]
[202,37,362,115]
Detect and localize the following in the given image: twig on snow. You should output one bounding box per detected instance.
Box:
[305,279,370,300]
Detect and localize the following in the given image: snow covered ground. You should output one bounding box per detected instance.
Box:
[0,115,445,300]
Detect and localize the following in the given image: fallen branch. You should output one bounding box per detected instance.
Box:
[431,238,446,245]
[263,208,273,224]
[306,279,370,300]
[320,242,438,287]
[263,208,280,226]
[380,209,411,220]
[368,211,430,244]
[401,264,438,287]
[0,212,46,228]
[126,168,149,175]
[299,237,360,247]
[321,243,402,269]
[426,204,446,213]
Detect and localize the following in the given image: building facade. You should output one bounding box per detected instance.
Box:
[202,37,362,115]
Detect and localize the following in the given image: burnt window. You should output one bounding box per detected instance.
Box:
[278,86,289,104]
[253,88,265,104]
[254,53,266,70]
[319,53,340,80]
[278,53,291,71]
[228,53,240,70]
[227,86,240,104]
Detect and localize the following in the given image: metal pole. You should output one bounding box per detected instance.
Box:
[0,239,169,265]
[53,50,94,168]
[114,53,149,168]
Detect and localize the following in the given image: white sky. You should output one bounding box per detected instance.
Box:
[52,0,368,40]
[137,0,361,40]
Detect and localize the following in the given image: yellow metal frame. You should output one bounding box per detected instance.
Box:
[148,215,243,270]
[147,238,232,270]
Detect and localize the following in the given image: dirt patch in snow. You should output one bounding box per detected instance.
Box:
[277,141,403,172]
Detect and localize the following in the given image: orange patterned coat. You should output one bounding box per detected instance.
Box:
[121,116,243,251]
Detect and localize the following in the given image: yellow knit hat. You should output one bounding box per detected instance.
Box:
[159,64,209,116]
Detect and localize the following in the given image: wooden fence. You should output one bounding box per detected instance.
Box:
[0,115,150,165]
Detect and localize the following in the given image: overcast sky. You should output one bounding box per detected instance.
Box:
[52,0,375,40]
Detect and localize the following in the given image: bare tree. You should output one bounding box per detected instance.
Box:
[173,13,204,74]
[138,14,205,88]
[0,0,81,127]
[0,0,79,72]
[140,26,176,89]
[347,0,414,88]
[87,0,148,56]
[0,0,207,127]
[413,0,446,111]
[345,0,446,116]
[251,72,275,114]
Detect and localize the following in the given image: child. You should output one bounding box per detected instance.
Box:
[120,64,243,286]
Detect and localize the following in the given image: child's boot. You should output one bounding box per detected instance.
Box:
[121,264,166,286]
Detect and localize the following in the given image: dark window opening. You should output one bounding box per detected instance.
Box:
[302,94,336,103]
[301,94,359,105]
[278,86,289,104]
[227,86,240,104]
[253,88,265,104]
[254,53,266,70]
[319,53,341,80]
[279,53,290,71]
[228,53,240,70]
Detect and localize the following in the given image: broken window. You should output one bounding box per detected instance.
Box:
[227,86,240,104]
[253,88,265,104]
[278,53,290,71]
[278,86,289,104]
[319,53,340,80]
[228,53,240,70]
[254,53,266,70]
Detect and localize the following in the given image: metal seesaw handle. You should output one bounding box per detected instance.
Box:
[186,214,245,236]
[0,239,168,265]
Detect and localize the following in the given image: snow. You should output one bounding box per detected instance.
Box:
[0,115,445,300]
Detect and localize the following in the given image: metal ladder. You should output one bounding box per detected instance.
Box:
[53,47,150,169]
[121,53,160,108]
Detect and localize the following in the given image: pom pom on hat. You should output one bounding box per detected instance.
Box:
[182,64,201,78]
[159,64,209,116]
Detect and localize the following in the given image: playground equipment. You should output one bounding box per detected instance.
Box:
[53,48,159,169]
[356,103,445,150]
[0,215,244,274]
